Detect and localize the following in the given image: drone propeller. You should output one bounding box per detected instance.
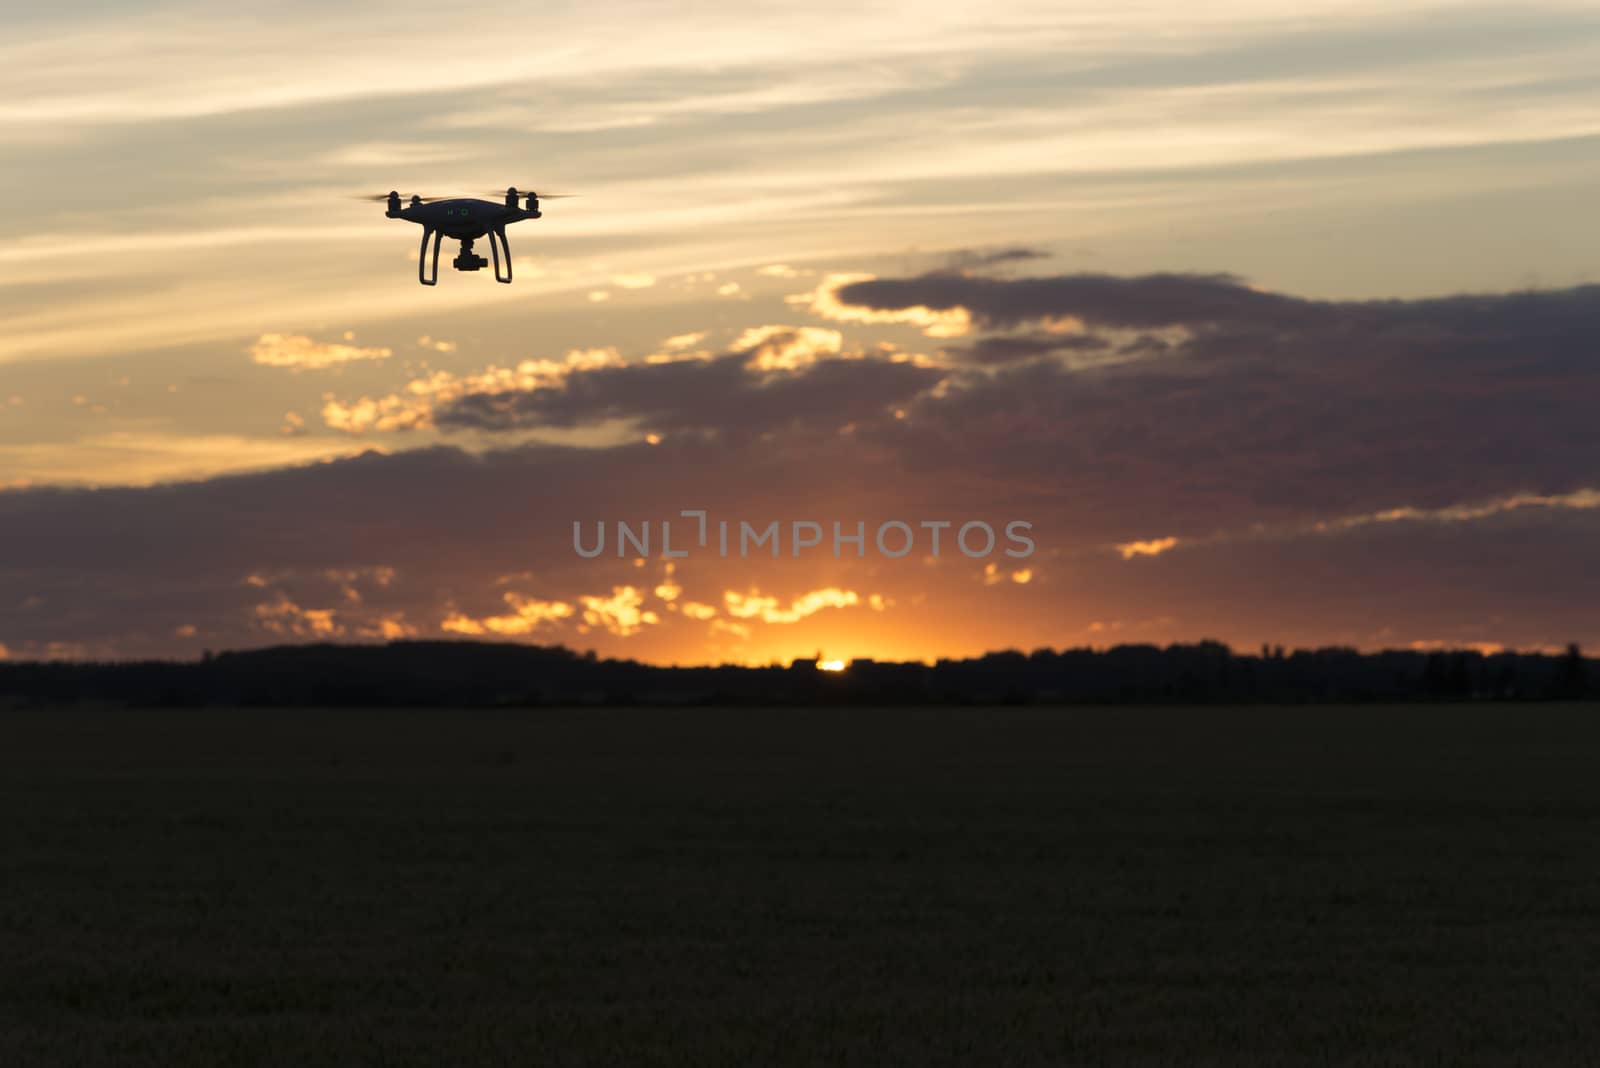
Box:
[353,193,461,203]
[483,189,580,199]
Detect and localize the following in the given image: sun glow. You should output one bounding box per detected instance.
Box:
[817,657,849,672]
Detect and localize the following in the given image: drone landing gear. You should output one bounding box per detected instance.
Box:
[418,227,443,286]
[416,230,514,285]
[488,226,512,284]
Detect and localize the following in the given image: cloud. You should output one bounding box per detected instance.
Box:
[1117,537,1180,560]
[830,270,1315,333]
[6,273,1600,661]
[12,4,1600,380]
[661,331,708,350]
[723,587,862,624]
[249,333,393,370]
[434,343,940,437]
[253,594,343,638]
[580,586,659,637]
[680,601,718,621]
[321,395,429,435]
[1111,488,1600,561]
[1315,489,1600,532]
[794,273,972,337]
[0,432,375,487]
[442,593,574,636]
[946,331,1112,365]
[0,428,1594,663]
[730,325,844,371]
[654,561,683,603]
[853,271,1600,536]
[982,562,1035,584]
[321,348,626,434]
[645,331,715,364]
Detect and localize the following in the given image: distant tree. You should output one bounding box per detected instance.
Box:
[1557,643,1586,699]
[1,639,1591,708]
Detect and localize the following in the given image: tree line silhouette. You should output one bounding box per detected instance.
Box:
[0,639,1591,707]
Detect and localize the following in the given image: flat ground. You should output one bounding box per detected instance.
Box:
[2,704,1598,1066]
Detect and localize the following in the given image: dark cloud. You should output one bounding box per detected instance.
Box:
[4,272,1598,659]
[1,429,1593,660]
[0,438,893,657]
[831,271,1600,520]
[946,332,1110,365]
[838,269,1600,357]
[436,347,942,436]
[836,271,1324,331]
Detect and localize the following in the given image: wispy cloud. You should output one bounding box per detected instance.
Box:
[250,332,392,370]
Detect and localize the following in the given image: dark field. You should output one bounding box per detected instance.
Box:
[3,704,1599,1066]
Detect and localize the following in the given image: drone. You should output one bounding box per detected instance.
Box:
[359,187,575,285]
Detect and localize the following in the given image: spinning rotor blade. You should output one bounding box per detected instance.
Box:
[352,193,461,203]
[483,189,580,199]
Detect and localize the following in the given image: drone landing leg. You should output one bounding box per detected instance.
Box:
[419,227,442,286]
[490,226,512,283]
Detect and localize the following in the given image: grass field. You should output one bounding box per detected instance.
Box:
[3,703,1599,1066]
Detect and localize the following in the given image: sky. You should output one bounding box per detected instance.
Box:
[2,0,1599,664]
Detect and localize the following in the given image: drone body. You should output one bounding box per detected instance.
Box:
[369,187,569,285]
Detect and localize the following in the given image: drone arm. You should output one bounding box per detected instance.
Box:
[419,227,442,286]
[490,226,512,283]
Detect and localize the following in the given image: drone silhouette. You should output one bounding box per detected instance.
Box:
[359,187,576,285]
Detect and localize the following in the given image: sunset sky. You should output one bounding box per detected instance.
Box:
[3,0,1599,664]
